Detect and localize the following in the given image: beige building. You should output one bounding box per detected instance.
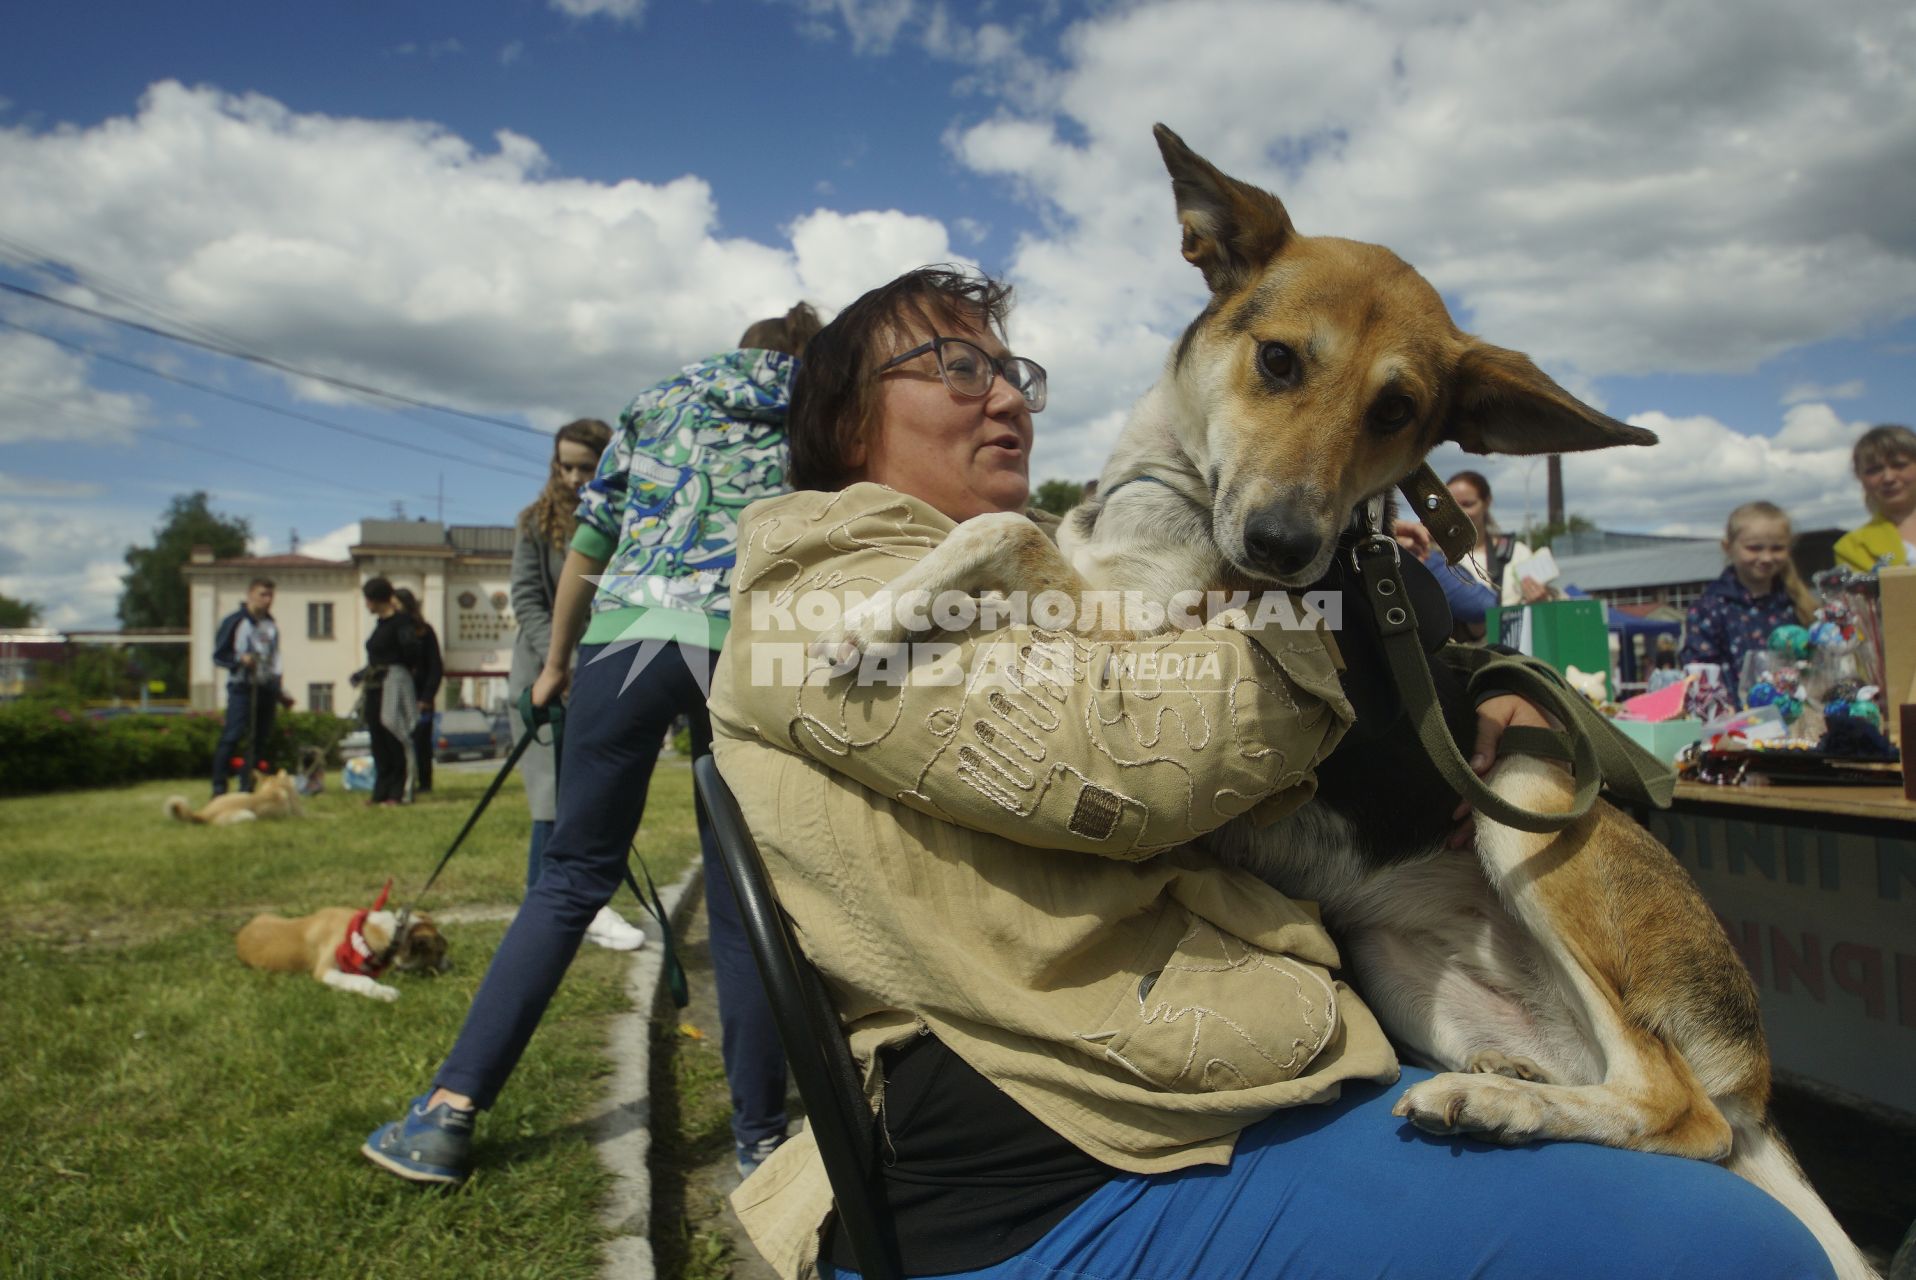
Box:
[183,519,518,715]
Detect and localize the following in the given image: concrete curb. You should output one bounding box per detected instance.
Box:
[596,860,705,1280]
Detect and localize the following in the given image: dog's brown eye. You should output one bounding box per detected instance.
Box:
[1371,394,1416,434]
[1257,341,1298,385]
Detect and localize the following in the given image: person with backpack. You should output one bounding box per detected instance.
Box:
[210,576,289,795]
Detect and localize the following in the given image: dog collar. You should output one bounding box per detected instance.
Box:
[334,909,389,978]
[334,878,398,978]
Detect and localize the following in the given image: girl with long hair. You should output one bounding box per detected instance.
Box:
[1679,501,1818,701]
[508,418,617,927]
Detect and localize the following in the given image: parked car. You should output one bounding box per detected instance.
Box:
[432,707,498,762]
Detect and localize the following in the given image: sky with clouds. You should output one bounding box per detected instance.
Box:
[2,0,1912,627]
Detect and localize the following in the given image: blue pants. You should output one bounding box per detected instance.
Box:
[835,1068,1833,1280]
[436,641,788,1149]
[211,679,278,794]
[526,819,553,892]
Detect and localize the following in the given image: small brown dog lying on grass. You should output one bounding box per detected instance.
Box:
[236,892,449,1002]
[166,770,304,826]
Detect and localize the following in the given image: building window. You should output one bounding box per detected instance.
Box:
[308,601,334,639]
[309,683,334,714]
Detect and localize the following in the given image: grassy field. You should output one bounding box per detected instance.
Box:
[0,759,706,1279]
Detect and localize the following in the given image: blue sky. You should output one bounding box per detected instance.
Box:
[3,0,1913,626]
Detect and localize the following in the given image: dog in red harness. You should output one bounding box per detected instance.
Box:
[237,881,451,1001]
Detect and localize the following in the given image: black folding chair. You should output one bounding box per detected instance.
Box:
[693,755,905,1280]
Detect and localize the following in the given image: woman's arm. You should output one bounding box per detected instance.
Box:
[711,486,1355,860]
[531,547,609,706]
[1425,547,1497,632]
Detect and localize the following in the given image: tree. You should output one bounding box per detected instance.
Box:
[1031,479,1089,517]
[0,592,41,627]
[1519,513,1597,551]
[120,492,251,629]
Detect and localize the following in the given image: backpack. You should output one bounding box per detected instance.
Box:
[211,608,247,675]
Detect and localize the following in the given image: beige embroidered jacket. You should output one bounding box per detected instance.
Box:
[707,484,1400,1280]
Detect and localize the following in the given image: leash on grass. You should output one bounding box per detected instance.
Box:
[1352,491,1673,833]
[377,688,690,1007]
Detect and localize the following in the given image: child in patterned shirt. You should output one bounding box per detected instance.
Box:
[1678,501,1817,702]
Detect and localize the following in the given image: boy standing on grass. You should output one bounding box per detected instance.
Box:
[210,577,289,795]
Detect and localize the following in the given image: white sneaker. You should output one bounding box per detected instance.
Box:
[585,905,648,952]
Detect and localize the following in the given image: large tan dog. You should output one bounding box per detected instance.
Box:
[822,126,1873,1276]
[166,770,303,825]
[236,902,449,1001]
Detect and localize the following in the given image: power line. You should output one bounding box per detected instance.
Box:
[0,232,266,356]
[0,237,556,464]
[0,316,544,481]
[0,387,506,520]
[0,276,552,439]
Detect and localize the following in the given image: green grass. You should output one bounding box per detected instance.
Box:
[0,760,706,1279]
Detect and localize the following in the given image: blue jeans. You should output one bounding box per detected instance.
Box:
[833,1068,1833,1280]
[435,641,788,1149]
[211,678,278,794]
[526,819,553,892]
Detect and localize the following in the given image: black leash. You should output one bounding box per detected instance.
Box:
[381,688,689,1006]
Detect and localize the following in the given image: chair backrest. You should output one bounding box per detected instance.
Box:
[693,755,904,1280]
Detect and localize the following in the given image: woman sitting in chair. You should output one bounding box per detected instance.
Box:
[706,267,1832,1280]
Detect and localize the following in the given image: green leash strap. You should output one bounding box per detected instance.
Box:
[1437,641,1676,812]
[1351,532,1672,834]
[625,852,690,1009]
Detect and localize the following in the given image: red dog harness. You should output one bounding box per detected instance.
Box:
[334,879,396,978]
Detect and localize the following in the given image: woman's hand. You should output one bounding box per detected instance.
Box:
[1446,693,1556,848]
[531,664,570,708]
[1519,575,1550,603]
[1390,518,1432,562]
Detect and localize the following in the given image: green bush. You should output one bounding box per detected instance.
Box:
[0,703,355,795]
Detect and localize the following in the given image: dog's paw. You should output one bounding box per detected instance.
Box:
[1465,1050,1550,1083]
[371,984,401,1003]
[1393,1072,1545,1145]
[809,595,913,670]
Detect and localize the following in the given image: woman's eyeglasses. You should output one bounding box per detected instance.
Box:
[876,336,1047,412]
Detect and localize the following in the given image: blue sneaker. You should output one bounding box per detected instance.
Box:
[361,1094,475,1185]
[736,1133,787,1182]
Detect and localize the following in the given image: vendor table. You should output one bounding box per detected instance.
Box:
[1633,782,1915,1117]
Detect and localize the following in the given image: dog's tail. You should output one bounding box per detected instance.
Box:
[1724,1105,1880,1279]
[164,795,206,824]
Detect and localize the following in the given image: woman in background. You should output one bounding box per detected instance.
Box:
[392,587,443,795]
[507,417,635,948]
[1445,469,1553,605]
[1679,501,1817,702]
[1834,423,1916,571]
[357,575,420,807]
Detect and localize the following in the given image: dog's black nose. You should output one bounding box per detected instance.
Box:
[1242,507,1321,578]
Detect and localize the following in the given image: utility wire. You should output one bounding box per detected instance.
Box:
[0,232,264,355]
[0,277,551,439]
[0,388,503,520]
[0,317,544,481]
[0,239,551,464]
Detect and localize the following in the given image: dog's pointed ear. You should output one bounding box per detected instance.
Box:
[1154,123,1294,297]
[1445,342,1658,455]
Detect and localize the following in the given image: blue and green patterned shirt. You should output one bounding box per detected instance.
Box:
[571,348,794,650]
